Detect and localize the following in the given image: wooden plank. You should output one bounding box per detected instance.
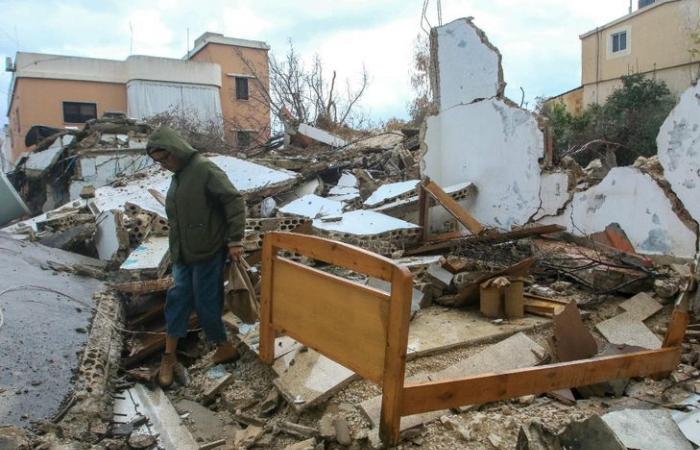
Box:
[418,185,429,243]
[405,224,565,256]
[663,309,690,348]
[271,257,390,383]
[267,232,395,281]
[259,235,275,364]
[422,180,484,235]
[400,347,681,416]
[379,268,413,446]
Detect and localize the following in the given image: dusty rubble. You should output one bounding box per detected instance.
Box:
[1,16,699,450]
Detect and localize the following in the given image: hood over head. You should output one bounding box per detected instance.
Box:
[147,126,197,163]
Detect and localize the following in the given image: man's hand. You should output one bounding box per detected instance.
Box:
[228,245,244,262]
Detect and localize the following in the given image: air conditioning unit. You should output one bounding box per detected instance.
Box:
[5,57,15,72]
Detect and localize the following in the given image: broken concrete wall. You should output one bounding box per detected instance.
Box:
[422,18,544,230]
[430,17,505,110]
[69,152,152,200]
[541,167,697,258]
[657,83,700,224]
[423,98,544,229]
[533,170,573,221]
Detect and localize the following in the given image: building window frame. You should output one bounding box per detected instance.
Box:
[607,26,631,59]
[235,77,250,101]
[62,101,97,124]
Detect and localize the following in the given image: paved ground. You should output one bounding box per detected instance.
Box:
[0,234,104,426]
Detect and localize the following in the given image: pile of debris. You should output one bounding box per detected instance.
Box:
[1,16,699,450]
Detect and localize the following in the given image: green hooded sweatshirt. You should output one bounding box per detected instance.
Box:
[147,126,245,265]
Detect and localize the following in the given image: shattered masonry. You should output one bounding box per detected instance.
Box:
[1,14,700,450]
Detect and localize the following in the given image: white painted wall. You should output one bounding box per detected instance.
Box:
[433,18,503,110]
[657,83,700,223]
[533,171,572,220]
[13,53,221,87]
[69,152,153,200]
[541,167,697,258]
[423,98,544,229]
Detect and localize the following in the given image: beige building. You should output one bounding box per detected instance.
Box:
[549,0,700,114]
[4,32,270,164]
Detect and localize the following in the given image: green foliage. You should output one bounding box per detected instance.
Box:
[543,74,676,166]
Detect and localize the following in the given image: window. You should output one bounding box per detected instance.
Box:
[237,131,251,149]
[235,77,249,100]
[611,31,627,53]
[63,102,97,123]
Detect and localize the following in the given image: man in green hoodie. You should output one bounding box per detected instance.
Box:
[146,126,246,387]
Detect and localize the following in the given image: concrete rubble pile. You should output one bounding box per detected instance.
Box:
[2,16,700,450]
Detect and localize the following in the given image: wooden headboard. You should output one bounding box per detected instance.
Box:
[259,231,688,446]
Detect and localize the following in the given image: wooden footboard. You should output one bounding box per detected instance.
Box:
[259,232,688,446]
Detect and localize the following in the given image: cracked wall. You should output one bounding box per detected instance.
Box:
[657,83,700,224]
[431,18,505,110]
[422,18,698,258]
[422,18,543,230]
[540,167,697,258]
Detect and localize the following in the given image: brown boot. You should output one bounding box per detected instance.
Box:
[158,352,176,387]
[211,342,240,365]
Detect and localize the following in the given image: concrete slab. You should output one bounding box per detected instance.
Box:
[120,236,169,272]
[0,234,104,427]
[279,194,344,219]
[671,395,700,446]
[363,180,419,208]
[619,292,662,321]
[596,312,662,349]
[406,306,548,357]
[602,409,692,450]
[312,210,419,236]
[113,384,199,450]
[0,170,29,226]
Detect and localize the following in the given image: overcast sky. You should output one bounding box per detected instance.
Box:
[0,0,634,127]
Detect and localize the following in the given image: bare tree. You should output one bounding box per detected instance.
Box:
[236,40,370,130]
[408,34,435,126]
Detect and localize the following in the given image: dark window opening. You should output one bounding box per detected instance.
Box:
[235,77,249,100]
[612,31,627,53]
[63,102,97,123]
[237,131,251,149]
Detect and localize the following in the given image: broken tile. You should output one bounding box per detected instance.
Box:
[619,292,662,320]
[551,301,598,362]
[596,312,662,349]
[279,194,344,219]
[602,409,692,450]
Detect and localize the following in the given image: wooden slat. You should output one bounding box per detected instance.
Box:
[259,235,275,364]
[405,224,565,255]
[271,257,391,383]
[267,232,395,281]
[400,347,681,416]
[422,180,484,235]
[663,309,690,348]
[379,268,414,446]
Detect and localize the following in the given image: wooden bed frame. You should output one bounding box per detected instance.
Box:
[259,231,689,446]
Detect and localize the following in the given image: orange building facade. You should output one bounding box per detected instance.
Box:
[4,32,270,164]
